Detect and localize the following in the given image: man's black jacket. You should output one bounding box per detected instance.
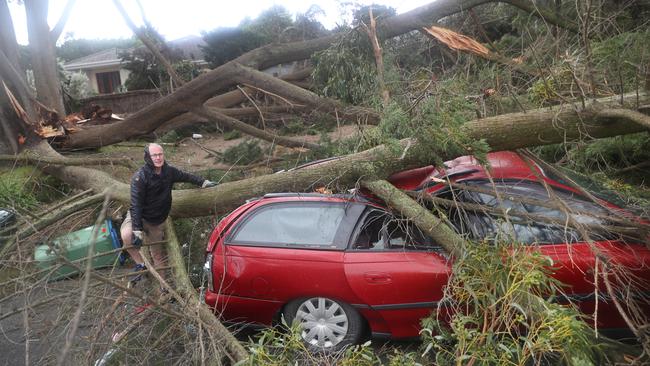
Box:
[129,149,203,231]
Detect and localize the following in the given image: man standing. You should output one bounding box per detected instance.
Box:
[120,143,216,286]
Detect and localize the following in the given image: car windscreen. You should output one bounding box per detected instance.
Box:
[440,180,617,245]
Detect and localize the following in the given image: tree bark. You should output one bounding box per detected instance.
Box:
[164,218,248,363]
[362,179,467,257]
[155,68,313,135]
[25,0,66,116]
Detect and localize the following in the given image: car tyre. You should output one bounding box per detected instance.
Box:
[283,297,363,352]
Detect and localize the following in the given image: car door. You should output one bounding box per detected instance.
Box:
[343,209,451,338]
[216,199,365,324]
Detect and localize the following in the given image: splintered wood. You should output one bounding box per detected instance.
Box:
[422,25,490,57]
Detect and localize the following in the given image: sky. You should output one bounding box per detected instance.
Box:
[8,0,434,45]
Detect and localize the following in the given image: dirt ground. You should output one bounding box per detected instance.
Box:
[103,124,363,174]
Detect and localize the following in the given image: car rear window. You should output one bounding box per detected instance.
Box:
[227,202,348,248]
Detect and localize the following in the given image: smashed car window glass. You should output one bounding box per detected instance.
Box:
[442,181,614,244]
[353,209,439,251]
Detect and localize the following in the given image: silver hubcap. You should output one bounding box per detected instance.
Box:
[295,297,349,349]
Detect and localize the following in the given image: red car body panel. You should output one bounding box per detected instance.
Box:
[205,151,650,339]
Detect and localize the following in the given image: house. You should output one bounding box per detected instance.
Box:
[63,36,208,95]
[63,48,129,94]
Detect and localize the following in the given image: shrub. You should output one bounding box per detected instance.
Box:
[222,140,262,165]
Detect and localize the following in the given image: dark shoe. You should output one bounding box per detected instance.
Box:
[129,263,147,284]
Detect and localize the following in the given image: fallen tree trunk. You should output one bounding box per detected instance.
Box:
[362,179,467,257]
[164,218,248,363]
[41,92,649,219]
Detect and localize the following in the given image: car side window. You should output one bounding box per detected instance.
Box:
[441,181,612,244]
[228,202,347,249]
[352,209,439,251]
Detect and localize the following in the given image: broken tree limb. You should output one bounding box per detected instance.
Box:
[191,105,321,150]
[164,217,248,363]
[230,63,380,124]
[46,93,650,220]
[362,179,467,257]
[0,152,135,168]
[363,7,390,105]
[155,68,313,135]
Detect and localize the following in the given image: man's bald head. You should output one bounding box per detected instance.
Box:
[146,143,165,170]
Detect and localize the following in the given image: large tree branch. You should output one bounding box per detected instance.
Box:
[363,179,467,257]
[597,108,650,130]
[0,152,135,168]
[164,218,248,363]
[49,0,76,42]
[48,93,650,219]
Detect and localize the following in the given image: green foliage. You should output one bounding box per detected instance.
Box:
[242,323,423,366]
[222,140,263,165]
[0,168,39,209]
[0,167,70,210]
[591,30,650,93]
[201,27,267,68]
[223,130,242,140]
[312,35,377,104]
[422,242,599,366]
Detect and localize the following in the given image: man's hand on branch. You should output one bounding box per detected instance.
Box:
[132,230,144,248]
[202,180,217,188]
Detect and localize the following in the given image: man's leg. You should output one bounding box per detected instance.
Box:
[120,213,146,283]
[120,213,144,263]
[143,220,167,279]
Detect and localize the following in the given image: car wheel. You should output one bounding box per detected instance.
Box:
[283,297,363,352]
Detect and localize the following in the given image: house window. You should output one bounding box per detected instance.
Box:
[96,71,121,94]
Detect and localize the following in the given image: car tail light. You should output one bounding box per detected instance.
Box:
[203,253,214,292]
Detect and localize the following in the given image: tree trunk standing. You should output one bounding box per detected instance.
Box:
[24,0,66,116]
[0,0,20,67]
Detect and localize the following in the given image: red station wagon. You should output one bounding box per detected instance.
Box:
[203,151,650,351]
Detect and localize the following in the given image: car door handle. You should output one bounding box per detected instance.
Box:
[364,272,392,284]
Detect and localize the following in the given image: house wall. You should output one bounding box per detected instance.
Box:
[79,89,162,114]
[83,66,130,94]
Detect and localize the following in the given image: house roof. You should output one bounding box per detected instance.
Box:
[63,48,126,71]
